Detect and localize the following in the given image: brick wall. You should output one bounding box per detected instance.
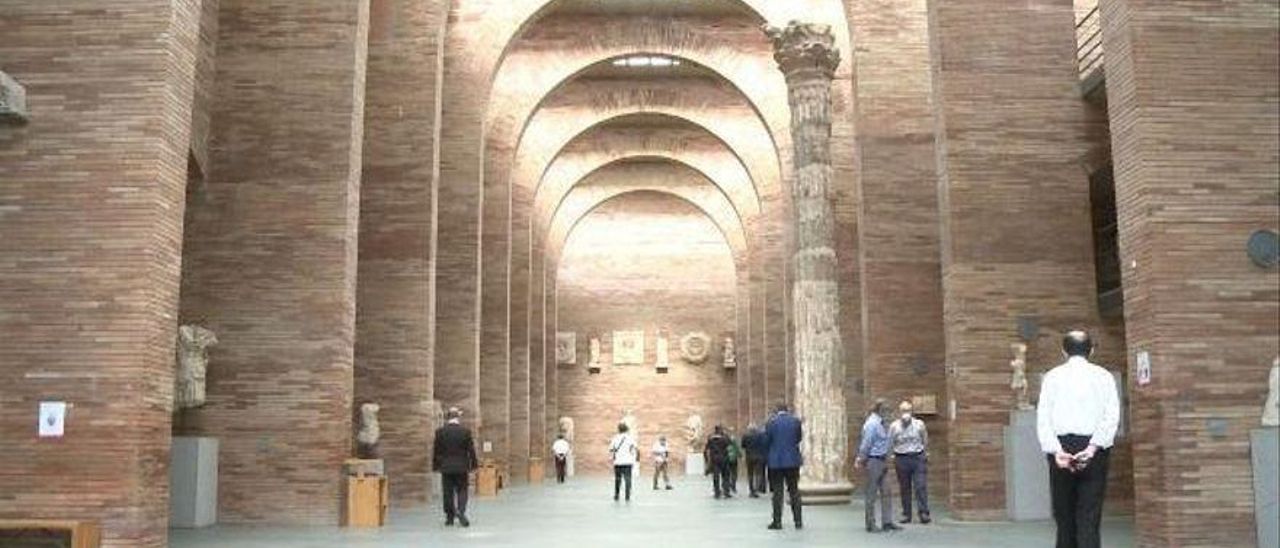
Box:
[927,0,1110,519]
[354,0,447,507]
[0,2,200,546]
[1102,0,1280,545]
[177,0,370,524]
[555,192,739,475]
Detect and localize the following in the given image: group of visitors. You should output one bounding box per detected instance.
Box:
[431,330,1119,548]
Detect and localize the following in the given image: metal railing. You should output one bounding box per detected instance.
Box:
[1076,6,1104,84]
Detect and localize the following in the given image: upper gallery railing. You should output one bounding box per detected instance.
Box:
[1076,5,1105,95]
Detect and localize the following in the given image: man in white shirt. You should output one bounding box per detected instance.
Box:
[1036,330,1120,548]
[551,434,571,484]
[651,436,673,490]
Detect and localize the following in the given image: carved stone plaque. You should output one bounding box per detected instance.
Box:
[612,330,644,365]
[555,332,576,365]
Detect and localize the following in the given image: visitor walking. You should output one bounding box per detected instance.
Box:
[652,435,673,490]
[742,423,766,498]
[762,403,803,530]
[609,422,639,501]
[433,406,479,527]
[1037,330,1120,548]
[704,425,733,498]
[551,433,571,483]
[726,428,741,495]
[889,400,931,524]
[856,399,899,533]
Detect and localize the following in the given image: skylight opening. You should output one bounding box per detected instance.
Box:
[611,55,682,68]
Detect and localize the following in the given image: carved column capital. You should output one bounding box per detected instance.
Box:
[764,21,840,80]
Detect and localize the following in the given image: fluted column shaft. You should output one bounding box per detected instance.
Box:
[767,22,851,500]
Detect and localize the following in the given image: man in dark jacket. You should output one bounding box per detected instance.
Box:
[703,425,733,499]
[762,402,803,530]
[433,406,479,527]
[742,423,766,498]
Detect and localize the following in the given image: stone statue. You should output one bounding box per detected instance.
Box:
[356,402,381,459]
[1010,342,1032,410]
[655,332,670,369]
[1264,356,1279,427]
[175,324,218,409]
[588,337,602,369]
[683,413,704,451]
[621,408,638,440]
[723,337,736,368]
[558,416,575,443]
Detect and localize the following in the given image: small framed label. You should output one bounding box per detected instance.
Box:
[38,401,66,438]
[1135,351,1152,386]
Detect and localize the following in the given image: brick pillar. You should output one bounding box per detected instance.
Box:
[1102,1,1280,545]
[528,245,548,459]
[848,0,949,495]
[0,2,199,546]
[480,174,511,472]
[508,182,533,482]
[927,0,1102,519]
[179,0,370,524]
[355,0,446,507]
[766,22,854,502]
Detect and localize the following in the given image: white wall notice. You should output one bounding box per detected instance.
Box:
[38,401,66,438]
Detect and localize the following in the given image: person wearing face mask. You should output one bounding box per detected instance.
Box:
[888,400,931,524]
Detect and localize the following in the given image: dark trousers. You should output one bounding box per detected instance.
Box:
[894,452,930,518]
[613,464,633,500]
[768,467,802,526]
[728,460,739,493]
[554,455,567,483]
[1048,435,1110,548]
[441,472,469,520]
[746,457,765,495]
[711,460,733,497]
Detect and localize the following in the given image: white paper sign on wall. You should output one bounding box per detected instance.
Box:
[38,401,66,438]
[1135,351,1152,387]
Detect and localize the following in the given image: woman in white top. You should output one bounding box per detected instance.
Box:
[609,422,639,501]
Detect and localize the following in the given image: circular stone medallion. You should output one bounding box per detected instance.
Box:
[680,332,711,364]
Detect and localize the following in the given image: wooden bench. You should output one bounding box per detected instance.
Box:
[0,520,101,548]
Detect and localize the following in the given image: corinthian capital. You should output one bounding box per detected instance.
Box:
[764,21,840,79]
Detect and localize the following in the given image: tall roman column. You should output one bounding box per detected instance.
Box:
[766,21,853,504]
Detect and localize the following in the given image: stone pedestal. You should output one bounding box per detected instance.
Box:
[766,21,853,505]
[1253,428,1278,548]
[169,436,218,528]
[567,453,575,477]
[685,453,705,476]
[1004,409,1051,521]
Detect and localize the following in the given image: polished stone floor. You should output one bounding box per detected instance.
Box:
[171,475,1135,547]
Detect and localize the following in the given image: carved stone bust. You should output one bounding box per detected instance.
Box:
[683,413,704,452]
[175,325,218,410]
[356,402,381,459]
[588,337,602,369]
[558,415,575,443]
[723,337,736,369]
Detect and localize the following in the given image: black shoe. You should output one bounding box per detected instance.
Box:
[458,516,470,528]
[919,513,932,524]
[882,523,902,531]
[866,525,881,533]
[613,495,619,501]
[794,521,803,530]
[899,516,912,524]
[749,493,759,498]
[767,523,782,530]
[445,519,454,527]
[665,485,673,490]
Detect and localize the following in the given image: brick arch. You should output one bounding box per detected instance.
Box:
[549,165,749,261]
[544,159,750,258]
[531,115,763,233]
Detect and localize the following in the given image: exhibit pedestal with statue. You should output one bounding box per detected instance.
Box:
[1004,409,1051,521]
[685,453,705,476]
[1252,428,1278,548]
[169,436,218,528]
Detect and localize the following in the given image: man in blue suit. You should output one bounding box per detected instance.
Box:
[762,402,803,530]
